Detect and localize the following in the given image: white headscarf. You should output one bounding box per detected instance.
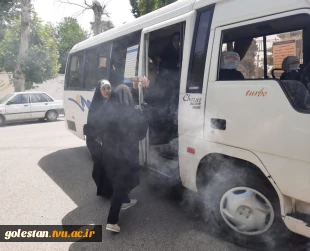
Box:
[100,79,111,89]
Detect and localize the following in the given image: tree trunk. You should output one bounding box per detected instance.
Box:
[92,0,103,35]
[14,0,31,92]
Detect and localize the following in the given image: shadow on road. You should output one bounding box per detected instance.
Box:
[38,146,99,222]
[38,147,309,251]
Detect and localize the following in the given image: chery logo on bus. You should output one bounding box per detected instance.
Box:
[68,95,91,112]
[183,94,202,109]
[246,88,267,97]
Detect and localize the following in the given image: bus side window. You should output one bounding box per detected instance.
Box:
[67,52,84,89]
[186,8,214,93]
[83,42,112,90]
[109,31,141,87]
[84,48,99,90]
[217,13,310,112]
[98,42,112,81]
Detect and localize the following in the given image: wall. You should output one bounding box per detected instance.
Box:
[0,73,65,101]
[0,73,13,98]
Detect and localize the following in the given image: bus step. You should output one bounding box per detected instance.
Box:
[159,151,178,160]
[287,212,310,226]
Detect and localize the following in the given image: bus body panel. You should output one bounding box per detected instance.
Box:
[255,152,310,203]
[204,9,310,205]
[178,135,287,213]
[64,90,94,140]
[203,78,310,203]
[178,136,272,191]
[284,217,310,238]
[205,80,310,163]
[178,135,310,238]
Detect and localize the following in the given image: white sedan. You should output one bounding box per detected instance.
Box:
[0,92,64,125]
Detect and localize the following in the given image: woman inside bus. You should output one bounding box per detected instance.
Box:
[158,32,181,73]
[145,32,181,145]
[93,79,149,233]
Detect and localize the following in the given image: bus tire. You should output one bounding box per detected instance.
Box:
[199,164,292,250]
[46,110,58,122]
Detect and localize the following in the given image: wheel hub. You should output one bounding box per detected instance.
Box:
[237,206,252,218]
[220,187,275,235]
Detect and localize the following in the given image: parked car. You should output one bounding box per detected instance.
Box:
[0,92,64,125]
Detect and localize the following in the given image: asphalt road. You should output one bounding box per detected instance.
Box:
[0,118,308,251]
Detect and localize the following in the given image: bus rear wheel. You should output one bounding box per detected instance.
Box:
[199,164,292,250]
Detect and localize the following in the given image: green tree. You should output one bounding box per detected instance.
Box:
[156,0,177,8]
[129,0,177,17]
[138,0,156,16]
[91,19,114,35]
[13,0,31,92]
[0,13,60,89]
[0,0,16,19]
[0,0,20,41]
[129,0,140,18]
[56,17,88,74]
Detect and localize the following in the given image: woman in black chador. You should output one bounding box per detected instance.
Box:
[86,80,115,199]
[91,80,149,233]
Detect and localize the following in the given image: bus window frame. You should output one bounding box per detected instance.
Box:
[83,46,101,90]
[86,41,113,91]
[210,9,310,82]
[186,5,215,93]
[109,31,142,87]
[65,41,114,91]
[104,41,113,80]
[65,51,86,91]
[210,9,310,115]
[221,28,305,81]
[139,11,197,96]
[81,41,113,91]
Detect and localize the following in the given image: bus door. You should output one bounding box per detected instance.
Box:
[139,11,197,180]
[177,7,215,189]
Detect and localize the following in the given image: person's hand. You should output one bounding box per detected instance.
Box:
[141,76,150,88]
[95,138,103,146]
[132,76,149,89]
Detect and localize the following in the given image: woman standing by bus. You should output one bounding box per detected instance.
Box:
[93,79,149,233]
[87,80,114,199]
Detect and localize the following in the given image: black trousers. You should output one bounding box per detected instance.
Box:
[97,168,113,198]
[107,189,130,224]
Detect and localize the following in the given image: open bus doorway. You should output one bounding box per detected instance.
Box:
[144,22,185,180]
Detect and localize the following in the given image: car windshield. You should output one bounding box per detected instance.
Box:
[0,94,14,104]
